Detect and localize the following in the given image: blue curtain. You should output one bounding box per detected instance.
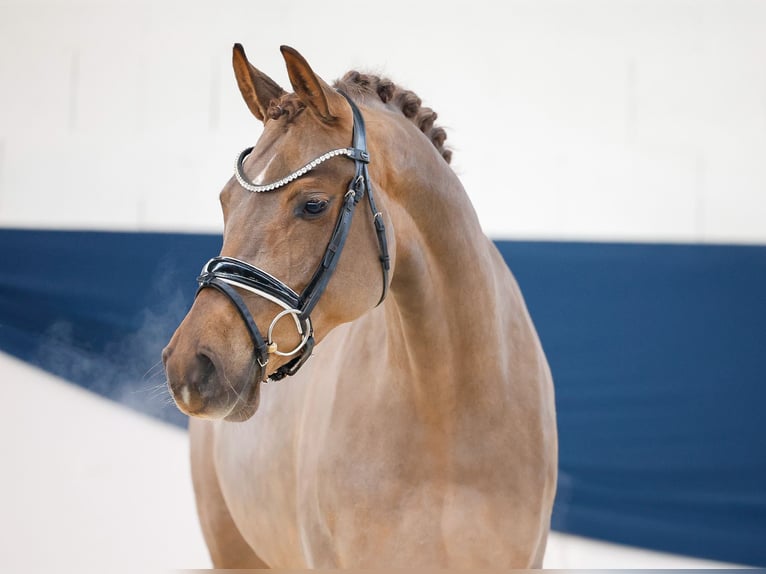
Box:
[1,229,764,566]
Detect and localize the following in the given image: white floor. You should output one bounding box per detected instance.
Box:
[1,352,740,570]
[2,352,210,572]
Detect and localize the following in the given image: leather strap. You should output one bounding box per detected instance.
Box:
[292,91,390,317]
[196,277,270,374]
[340,90,390,305]
[363,163,390,305]
[269,334,315,381]
[200,257,302,310]
[298,187,360,319]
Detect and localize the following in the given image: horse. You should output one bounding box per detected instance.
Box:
[162,44,558,568]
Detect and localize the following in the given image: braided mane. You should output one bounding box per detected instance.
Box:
[266,72,452,165]
[334,71,452,164]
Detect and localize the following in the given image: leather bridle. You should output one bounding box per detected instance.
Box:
[196,91,390,383]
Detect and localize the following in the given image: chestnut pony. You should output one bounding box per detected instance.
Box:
[163,44,557,568]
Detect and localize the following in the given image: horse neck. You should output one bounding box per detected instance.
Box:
[377,131,510,422]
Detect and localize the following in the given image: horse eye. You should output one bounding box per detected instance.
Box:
[303,199,328,216]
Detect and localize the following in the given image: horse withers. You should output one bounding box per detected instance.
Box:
[162,44,558,568]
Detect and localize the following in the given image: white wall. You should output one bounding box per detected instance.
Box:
[1,0,764,243]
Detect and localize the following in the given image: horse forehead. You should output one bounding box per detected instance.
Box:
[242,130,294,183]
[250,114,340,166]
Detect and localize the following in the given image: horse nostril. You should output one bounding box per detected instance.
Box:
[190,352,217,390]
[161,345,173,367]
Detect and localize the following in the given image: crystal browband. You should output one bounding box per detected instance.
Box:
[235,147,355,193]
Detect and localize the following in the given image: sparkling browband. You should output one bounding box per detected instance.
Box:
[235,147,355,193]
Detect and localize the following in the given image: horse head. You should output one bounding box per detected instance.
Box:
[163,45,393,421]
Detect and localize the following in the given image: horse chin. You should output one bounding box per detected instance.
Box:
[222,378,261,422]
[170,375,261,422]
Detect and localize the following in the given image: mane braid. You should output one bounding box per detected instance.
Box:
[264,72,452,164]
[335,71,452,164]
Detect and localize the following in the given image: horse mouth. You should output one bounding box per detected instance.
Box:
[166,360,263,422]
[222,377,262,422]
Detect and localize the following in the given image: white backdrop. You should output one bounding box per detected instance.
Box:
[1,0,764,243]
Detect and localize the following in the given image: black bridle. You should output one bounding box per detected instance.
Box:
[196,91,390,383]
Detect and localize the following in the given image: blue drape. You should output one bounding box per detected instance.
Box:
[1,229,764,566]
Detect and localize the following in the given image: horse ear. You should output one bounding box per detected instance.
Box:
[232,43,286,122]
[280,45,342,122]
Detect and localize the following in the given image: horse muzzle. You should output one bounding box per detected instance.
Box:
[162,342,262,421]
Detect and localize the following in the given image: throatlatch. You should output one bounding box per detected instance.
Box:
[196,91,390,383]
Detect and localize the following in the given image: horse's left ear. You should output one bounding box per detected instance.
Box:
[280,45,343,122]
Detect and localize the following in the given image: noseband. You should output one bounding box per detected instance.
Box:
[196,92,390,383]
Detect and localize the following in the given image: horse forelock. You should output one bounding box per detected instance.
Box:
[261,72,452,165]
[266,96,305,122]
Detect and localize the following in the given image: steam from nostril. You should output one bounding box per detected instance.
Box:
[33,257,194,428]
